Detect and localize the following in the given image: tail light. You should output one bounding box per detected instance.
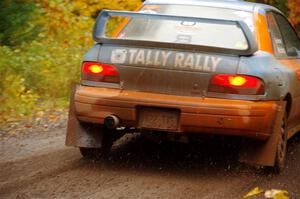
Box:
[208,74,265,95]
[82,62,119,83]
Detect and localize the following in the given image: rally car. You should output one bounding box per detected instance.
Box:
[66,0,300,172]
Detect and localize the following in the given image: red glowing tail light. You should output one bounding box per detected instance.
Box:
[82,62,119,76]
[208,74,265,95]
[82,62,119,83]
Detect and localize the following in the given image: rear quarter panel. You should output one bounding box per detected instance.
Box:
[278,58,300,128]
[254,8,300,129]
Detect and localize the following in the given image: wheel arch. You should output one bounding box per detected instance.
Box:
[283,93,292,118]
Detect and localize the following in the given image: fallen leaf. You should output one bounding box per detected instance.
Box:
[36,111,45,117]
[265,189,289,199]
[24,124,33,128]
[243,187,264,198]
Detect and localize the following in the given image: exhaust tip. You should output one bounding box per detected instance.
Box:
[104,115,120,129]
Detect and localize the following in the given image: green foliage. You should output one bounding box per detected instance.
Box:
[0,0,142,122]
[0,31,86,122]
[0,46,38,120]
[0,0,42,46]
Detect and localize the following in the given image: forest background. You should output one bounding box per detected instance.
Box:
[0,0,299,123]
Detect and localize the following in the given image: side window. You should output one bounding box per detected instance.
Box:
[274,13,300,57]
[266,13,287,56]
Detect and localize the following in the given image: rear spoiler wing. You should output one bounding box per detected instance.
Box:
[93,10,258,56]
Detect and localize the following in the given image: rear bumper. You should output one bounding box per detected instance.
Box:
[73,85,282,140]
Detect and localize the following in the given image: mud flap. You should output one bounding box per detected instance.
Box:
[239,101,285,167]
[65,84,103,148]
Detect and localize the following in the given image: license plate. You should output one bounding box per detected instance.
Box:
[138,108,179,130]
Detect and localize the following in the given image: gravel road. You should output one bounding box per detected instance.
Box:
[1,127,299,199]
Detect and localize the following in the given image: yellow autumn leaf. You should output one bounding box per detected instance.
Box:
[243,187,264,198]
[264,189,289,199]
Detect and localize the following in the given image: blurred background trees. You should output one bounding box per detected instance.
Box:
[0,0,299,122]
[287,0,300,33]
[0,0,142,122]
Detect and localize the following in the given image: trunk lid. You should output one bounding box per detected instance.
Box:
[98,45,240,97]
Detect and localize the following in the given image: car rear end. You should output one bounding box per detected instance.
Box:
[66,3,286,167]
[66,1,285,171]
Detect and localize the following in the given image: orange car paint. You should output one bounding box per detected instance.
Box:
[255,13,273,54]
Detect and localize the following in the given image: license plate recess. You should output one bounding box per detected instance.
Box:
[138,107,180,131]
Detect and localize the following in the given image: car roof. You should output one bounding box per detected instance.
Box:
[144,0,281,14]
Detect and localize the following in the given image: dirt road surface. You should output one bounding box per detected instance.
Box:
[1,127,299,199]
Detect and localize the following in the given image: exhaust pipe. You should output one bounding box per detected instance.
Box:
[104,115,120,129]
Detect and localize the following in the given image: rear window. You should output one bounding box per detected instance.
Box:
[110,5,254,50]
[140,4,254,31]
